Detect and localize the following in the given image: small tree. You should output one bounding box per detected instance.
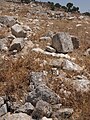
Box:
[66,2,73,12]
[48,2,55,11]
[51,4,55,11]
[61,6,67,11]
[71,6,79,12]
[21,0,31,4]
[83,12,90,16]
[55,3,61,8]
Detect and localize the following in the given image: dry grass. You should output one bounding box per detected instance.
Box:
[0,1,90,119]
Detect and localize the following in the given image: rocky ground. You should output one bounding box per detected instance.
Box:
[0,0,90,120]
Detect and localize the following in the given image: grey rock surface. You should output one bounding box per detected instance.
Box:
[11,24,26,38]
[29,72,46,88]
[0,38,8,52]
[0,16,16,27]
[0,104,7,117]
[52,32,73,53]
[84,48,90,56]
[49,58,63,68]
[72,75,90,93]
[26,84,61,106]
[9,38,25,52]
[52,108,74,119]
[62,59,83,72]
[32,100,52,119]
[0,97,4,108]
[45,46,56,53]
[1,112,33,120]
[15,102,34,115]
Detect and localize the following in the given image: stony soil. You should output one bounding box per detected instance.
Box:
[0,1,90,120]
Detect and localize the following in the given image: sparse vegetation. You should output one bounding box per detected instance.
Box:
[83,12,90,16]
[0,0,90,120]
[55,3,61,8]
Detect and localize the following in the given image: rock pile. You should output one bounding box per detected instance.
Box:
[0,72,74,120]
[0,1,90,120]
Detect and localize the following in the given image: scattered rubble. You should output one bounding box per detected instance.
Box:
[0,0,90,120]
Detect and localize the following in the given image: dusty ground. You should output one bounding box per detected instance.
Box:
[0,1,90,119]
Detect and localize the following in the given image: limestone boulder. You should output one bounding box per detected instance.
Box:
[26,84,61,106]
[0,16,16,27]
[0,104,7,117]
[32,100,52,119]
[11,24,26,38]
[52,32,79,53]
[1,113,32,120]
[9,38,25,52]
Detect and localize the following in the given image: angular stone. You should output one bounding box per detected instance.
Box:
[52,32,73,53]
[52,108,74,119]
[32,100,52,119]
[62,59,83,72]
[15,102,34,115]
[45,31,54,38]
[0,97,4,107]
[0,16,16,27]
[10,102,20,113]
[9,38,24,52]
[72,75,90,93]
[1,113,32,120]
[11,24,26,38]
[52,104,62,111]
[0,104,7,117]
[40,37,51,41]
[45,46,56,53]
[32,48,71,59]
[49,59,63,68]
[84,48,90,56]
[0,38,8,52]
[42,117,52,120]
[23,25,32,31]
[29,72,46,88]
[26,84,61,106]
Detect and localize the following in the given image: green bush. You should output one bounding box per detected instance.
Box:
[55,3,61,8]
[21,0,31,4]
[83,12,90,16]
[66,2,73,12]
[48,1,55,11]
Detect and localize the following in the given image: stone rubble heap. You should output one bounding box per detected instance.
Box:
[0,1,90,120]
